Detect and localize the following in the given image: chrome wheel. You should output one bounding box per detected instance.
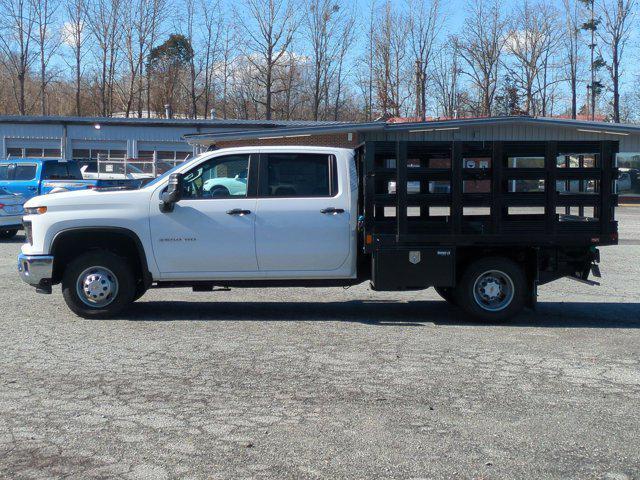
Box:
[472,270,514,312]
[76,266,119,308]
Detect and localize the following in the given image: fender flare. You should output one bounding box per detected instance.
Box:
[51,226,153,288]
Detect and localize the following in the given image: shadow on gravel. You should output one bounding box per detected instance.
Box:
[126,299,640,328]
[0,234,25,244]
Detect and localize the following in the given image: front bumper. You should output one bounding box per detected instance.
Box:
[0,214,23,229]
[17,253,54,293]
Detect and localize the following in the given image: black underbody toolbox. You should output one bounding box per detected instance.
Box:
[371,247,455,291]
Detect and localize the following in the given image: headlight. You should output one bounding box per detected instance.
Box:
[24,206,47,215]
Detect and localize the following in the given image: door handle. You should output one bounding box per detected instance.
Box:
[320,207,345,214]
[227,208,251,216]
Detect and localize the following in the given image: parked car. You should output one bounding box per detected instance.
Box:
[0,158,145,201]
[0,187,25,239]
[203,169,248,197]
[617,170,632,192]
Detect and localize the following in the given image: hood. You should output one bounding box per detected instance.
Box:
[24,187,150,210]
[0,192,24,205]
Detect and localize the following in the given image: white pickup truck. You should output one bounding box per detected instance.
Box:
[17,142,616,321]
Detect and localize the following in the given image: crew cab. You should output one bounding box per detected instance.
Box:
[17,142,618,321]
[0,158,144,200]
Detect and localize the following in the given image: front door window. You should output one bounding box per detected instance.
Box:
[182,154,250,199]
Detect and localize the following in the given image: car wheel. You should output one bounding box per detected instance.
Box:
[209,186,230,197]
[454,257,526,322]
[434,286,456,305]
[0,229,18,239]
[62,250,136,319]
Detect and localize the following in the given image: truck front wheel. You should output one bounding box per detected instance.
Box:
[454,257,526,321]
[62,251,136,318]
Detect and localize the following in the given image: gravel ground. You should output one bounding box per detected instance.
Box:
[0,208,639,479]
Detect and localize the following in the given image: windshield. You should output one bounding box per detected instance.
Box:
[144,152,213,189]
[144,163,184,189]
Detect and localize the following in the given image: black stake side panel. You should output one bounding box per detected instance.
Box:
[362,140,619,251]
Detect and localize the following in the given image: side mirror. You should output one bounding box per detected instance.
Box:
[160,173,183,212]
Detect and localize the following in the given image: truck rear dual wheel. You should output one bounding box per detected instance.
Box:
[454,257,526,322]
[62,251,137,319]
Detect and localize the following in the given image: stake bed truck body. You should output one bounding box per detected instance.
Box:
[17,140,618,320]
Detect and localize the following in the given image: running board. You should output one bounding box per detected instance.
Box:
[566,275,600,286]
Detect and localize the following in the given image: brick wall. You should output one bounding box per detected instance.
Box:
[216,132,359,149]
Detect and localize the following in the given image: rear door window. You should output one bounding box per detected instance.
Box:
[42,161,82,179]
[264,153,337,197]
[13,164,37,180]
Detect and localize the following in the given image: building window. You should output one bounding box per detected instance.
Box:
[7,148,22,158]
[138,149,192,175]
[72,148,127,174]
[138,149,192,161]
[6,147,61,158]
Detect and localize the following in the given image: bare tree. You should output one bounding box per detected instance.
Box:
[235,0,299,120]
[456,0,507,116]
[305,0,335,120]
[33,0,60,115]
[200,0,222,118]
[562,0,582,118]
[432,38,462,118]
[218,24,234,119]
[374,0,410,116]
[407,0,442,120]
[304,0,355,121]
[504,0,560,115]
[144,0,164,117]
[332,12,355,120]
[0,0,37,115]
[596,0,635,123]
[88,0,123,116]
[182,0,199,117]
[63,0,88,115]
[120,0,164,117]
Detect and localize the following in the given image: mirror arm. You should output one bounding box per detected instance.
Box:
[160,198,175,213]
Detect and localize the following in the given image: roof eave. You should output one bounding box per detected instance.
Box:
[183,122,384,145]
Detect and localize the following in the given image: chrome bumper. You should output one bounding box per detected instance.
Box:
[17,253,54,292]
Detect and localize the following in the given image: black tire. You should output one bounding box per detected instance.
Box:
[434,286,457,305]
[0,229,18,239]
[454,257,526,322]
[62,250,136,319]
[133,285,148,302]
[209,186,230,198]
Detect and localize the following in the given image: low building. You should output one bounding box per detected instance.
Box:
[184,116,640,200]
[0,115,343,176]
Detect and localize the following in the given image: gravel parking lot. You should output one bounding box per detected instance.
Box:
[1,208,639,479]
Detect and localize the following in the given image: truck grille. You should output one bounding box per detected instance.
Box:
[23,220,32,245]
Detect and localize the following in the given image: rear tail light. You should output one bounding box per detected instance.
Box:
[0,203,5,209]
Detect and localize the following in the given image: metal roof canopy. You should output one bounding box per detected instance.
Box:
[183,115,640,146]
[0,114,346,129]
